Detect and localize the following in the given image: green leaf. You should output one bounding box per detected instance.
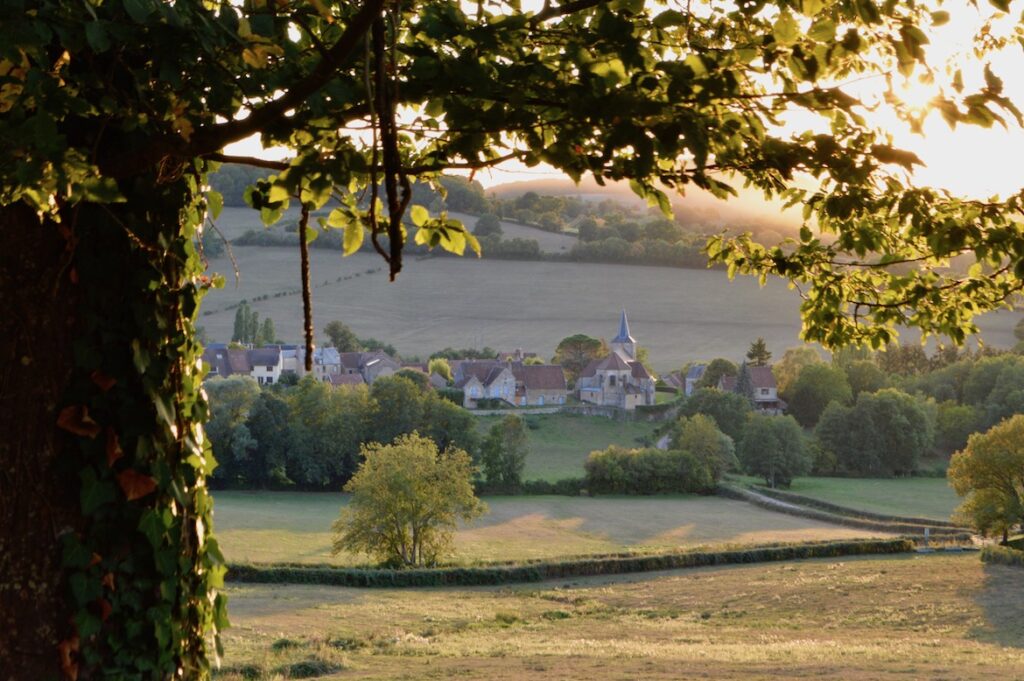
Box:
[808,18,836,42]
[988,0,1010,12]
[267,184,290,203]
[85,22,111,53]
[343,220,363,256]
[930,10,950,25]
[206,190,223,220]
[652,10,687,28]
[410,204,429,227]
[123,0,154,23]
[773,11,800,45]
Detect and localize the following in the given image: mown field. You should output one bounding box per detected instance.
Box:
[200,209,1019,371]
[474,413,658,481]
[216,553,1024,680]
[212,492,888,566]
[733,475,961,521]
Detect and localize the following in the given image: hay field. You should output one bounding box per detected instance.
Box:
[198,219,1018,370]
[213,492,890,566]
[217,553,1024,680]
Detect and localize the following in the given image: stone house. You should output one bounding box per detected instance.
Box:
[511,364,568,406]
[576,310,656,410]
[453,360,516,408]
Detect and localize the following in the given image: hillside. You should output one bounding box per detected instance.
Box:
[197,243,1018,370]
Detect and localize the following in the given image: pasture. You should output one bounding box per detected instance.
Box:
[733,475,961,521]
[212,492,890,566]
[199,209,1019,371]
[474,413,658,481]
[216,553,1024,680]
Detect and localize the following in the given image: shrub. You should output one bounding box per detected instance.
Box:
[584,446,714,495]
[981,545,1024,569]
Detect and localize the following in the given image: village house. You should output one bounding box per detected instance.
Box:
[453,360,517,408]
[511,364,568,406]
[718,365,786,414]
[577,310,656,410]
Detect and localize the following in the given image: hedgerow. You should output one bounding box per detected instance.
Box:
[980,545,1024,568]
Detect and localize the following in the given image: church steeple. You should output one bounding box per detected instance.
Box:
[610,309,636,360]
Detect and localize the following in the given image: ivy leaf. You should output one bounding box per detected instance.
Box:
[85,22,111,53]
[57,405,101,439]
[106,428,123,467]
[116,469,158,501]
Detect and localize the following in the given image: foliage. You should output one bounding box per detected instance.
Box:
[584,445,713,495]
[431,347,497,361]
[980,545,1024,568]
[737,415,811,488]
[935,401,981,454]
[480,415,530,493]
[772,346,824,399]
[815,389,934,477]
[733,361,756,405]
[331,434,485,568]
[788,364,853,428]
[843,359,888,397]
[323,320,362,352]
[746,338,772,367]
[552,334,607,385]
[228,539,915,588]
[680,388,752,442]
[948,415,1024,539]
[876,344,931,377]
[257,317,277,346]
[428,357,453,383]
[232,301,261,344]
[669,414,738,481]
[473,213,503,237]
[697,358,738,389]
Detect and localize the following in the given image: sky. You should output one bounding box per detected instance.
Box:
[225,1,1024,200]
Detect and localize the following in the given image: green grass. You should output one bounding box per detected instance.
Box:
[199,208,1019,370]
[475,413,657,481]
[734,475,961,521]
[212,491,891,566]
[216,553,1024,680]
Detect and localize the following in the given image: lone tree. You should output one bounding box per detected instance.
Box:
[3,0,1022,677]
[323,320,363,352]
[737,415,811,489]
[331,433,485,567]
[480,414,530,493]
[948,415,1024,542]
[746,338,772,367]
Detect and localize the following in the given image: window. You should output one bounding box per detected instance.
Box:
[760,388,769,395]
[609,375,616,387]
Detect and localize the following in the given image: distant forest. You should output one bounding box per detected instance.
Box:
[208,164,784,270]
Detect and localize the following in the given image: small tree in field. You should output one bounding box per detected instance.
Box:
[481,415,530,493]
[948,415,1024,543]
[332,434,485,568]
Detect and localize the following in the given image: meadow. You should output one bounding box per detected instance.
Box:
[216,553,1024,680]
[474,413,658,481]
[212,492,888,566]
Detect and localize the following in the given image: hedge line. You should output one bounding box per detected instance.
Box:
[717,484,973,539]
[226,538,915,588]
[981,545,1024,568]
[750,484,967,530]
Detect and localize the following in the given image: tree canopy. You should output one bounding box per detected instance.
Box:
[949,414,1024,540]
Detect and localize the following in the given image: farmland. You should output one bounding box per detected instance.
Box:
[474,413,658,481]
[212,491,890,566]
[202,213,1019,371]
[216,553,1024,680]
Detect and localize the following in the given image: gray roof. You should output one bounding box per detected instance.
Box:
[611,309,635,344]
[248,347,281,366]
[686,364,707,380]
[720,365,777,391]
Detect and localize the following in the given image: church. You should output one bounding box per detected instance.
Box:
[577,310,657,410]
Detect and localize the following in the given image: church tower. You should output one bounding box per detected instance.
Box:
[610,309,637,361]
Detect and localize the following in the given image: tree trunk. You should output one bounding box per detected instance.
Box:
[0,202,80,679]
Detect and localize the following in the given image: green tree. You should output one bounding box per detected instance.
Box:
[552,334,607,385]
[697,358,738,389]
[481,415,530,493]
[669,414,738,481]
[331,434,485,567]
[733,361,755,405]
[205,376,262,486]
[473,213,503,237]
[737,415,811,489]
[233,301,256,344]
[244,390,292,488]
[323,319,362,352]
[772,346,824,400]
[7,0,1022,674]
[680,388,753,442]
[948,415,1024,541]
[746,338,772,366]
[427,357,453,383]
[788,364,853,428]
[256,317,276,347]
[369,375,426,446]
[875,344,931,377]
[844,359,888,398]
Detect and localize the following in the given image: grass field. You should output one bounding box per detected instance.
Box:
[475,413,658,481]
[200,210,1019,371]
[734,475,961,521]
[213,491,890,566]
[216,553,1024,680]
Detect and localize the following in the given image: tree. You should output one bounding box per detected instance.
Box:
[737,415,811,489]
[876,344,931,377]
[746,338,772,367]
[323,320,363,352]
[669,414,738,481]
[480,415,530,493]
[233,300,258,344]
[552,334,607,385]
[733,361,756,405]
[427,357,453,383]
[948,415,1024,541]
[331,434,485,567]
[772,346,824,399]
[256,317,276,347]
[697,358,738,389]
[368,375,426,446]
[844,359,888,398]
[680,388,753,442]
[788,364,853,428]
[6,0,1021,675]
[473,213,503,237]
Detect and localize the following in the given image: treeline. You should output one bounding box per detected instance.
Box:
[206,375,477,490]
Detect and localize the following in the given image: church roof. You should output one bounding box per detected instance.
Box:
[611,309,635,344]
